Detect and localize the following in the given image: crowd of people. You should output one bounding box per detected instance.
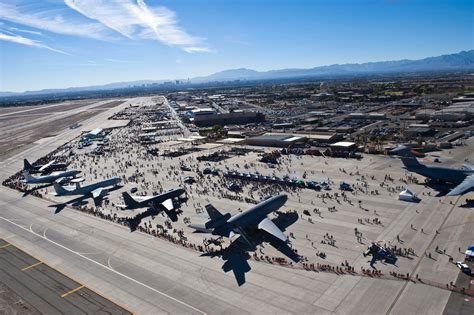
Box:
[5,105,466,295]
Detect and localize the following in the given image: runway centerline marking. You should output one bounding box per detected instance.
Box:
[0,216,206,314]
[0,243,12,249]
[21,261,43,271]
[61,284,85,298]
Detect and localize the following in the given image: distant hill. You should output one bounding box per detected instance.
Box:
[0,80,165,98]
[192,50,474,82]
[2,50,473,98]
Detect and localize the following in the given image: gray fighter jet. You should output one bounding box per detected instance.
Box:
[117,188,185,221]
[24,159,67,174]
[53,176,122,203]
[189,194,289,247]
[22,169,81,184]
[391,145,474,196]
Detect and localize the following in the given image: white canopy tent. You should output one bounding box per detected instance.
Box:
[399,189,418,202]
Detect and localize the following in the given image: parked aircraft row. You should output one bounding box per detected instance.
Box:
[21,159,186,221]
[20,158,295,257]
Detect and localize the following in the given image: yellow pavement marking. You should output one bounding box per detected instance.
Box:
[0,243,12,249]
[61,285,85,298]
[21,261,43,271]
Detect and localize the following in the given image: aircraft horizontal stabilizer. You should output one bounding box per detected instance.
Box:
[258,218,287,242]
[188,223,212,233]
[447,174,474,196]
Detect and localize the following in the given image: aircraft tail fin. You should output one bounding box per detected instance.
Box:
[400,156,421,168]
[122,192,139,207]
[22,170,36,182]
[53,183,69,196]
[23,159,34,171]
[390,145,414,157]
[204,204,231,229]
[205,204,223,220]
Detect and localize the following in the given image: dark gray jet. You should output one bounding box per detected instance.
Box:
[53,176,122,203]
[391,145,474,196]
[189,194,289,247]
[22,169,81,184]
[24,159,67,174]
[117,188,185,221]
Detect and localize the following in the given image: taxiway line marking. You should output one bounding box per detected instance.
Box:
[0,216,206,314]
[0,243,12,249]
[61,284,85,298]
[21,261,43,271]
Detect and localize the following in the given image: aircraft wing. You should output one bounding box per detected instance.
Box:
[162,198,174,211]
[91,188,104,199]
[447,175,474,196]
[39,160,55,172]
[258,218,287,242]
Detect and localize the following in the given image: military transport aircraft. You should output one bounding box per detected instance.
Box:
[391,145,474,196]
[117,188,186,221]
[22,169,81,184]
[53,176,122,205]
[189,194,290,247]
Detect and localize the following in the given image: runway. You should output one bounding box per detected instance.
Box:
[0,239,131,314]
[0,96,472,314]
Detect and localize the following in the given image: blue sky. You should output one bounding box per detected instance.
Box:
[0,0,472,92]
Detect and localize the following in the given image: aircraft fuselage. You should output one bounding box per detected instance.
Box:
[407,165,472,184]
[228,194,288,230]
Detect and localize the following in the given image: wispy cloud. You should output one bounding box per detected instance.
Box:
[0,32,71,55]
[64,0,211,52]
[0,2,111,40]
[105,58,136,63]
[183,46,214,53]
[9,27,42,36]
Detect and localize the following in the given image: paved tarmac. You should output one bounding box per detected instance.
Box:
[0,239,131,314]
[0,95,473,314]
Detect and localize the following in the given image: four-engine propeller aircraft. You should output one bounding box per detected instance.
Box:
[391,145,474,196]
[22,169,81,184]
[24,159,67,174]
[189,194,289,247]
[53,176,122,205]
[117,188,186,221]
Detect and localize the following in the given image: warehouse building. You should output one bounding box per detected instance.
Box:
[193,111,265,127]
[246,133,307,147]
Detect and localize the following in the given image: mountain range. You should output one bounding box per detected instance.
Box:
[1,50,473,97]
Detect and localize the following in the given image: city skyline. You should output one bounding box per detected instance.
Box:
[0,0,473,92]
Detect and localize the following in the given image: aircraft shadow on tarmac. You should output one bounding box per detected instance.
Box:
[49,195,90,214]
[423,180,454,197]
[125,206,182,232]
[200,211,300,286]
[460,199,474,208]
[22,183,53,197]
